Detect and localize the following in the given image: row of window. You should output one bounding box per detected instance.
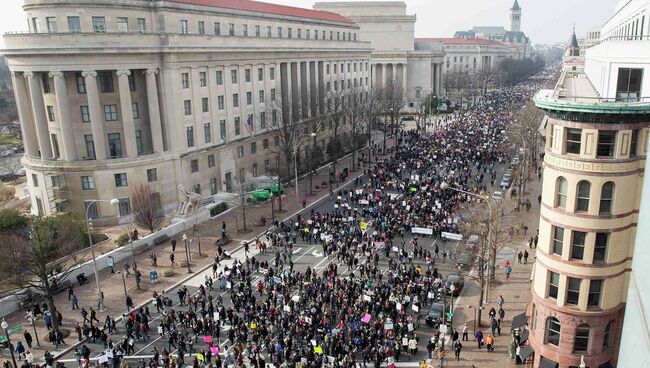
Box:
[554,178,614,214]
[551,226,609,262]
[32,16,146,34]
[542,316,612,354]
[547,271,603,307]
[551,127,640,157]
[47,103,139,125]
[30,15,358,42]
[40,71,130,95]
[179,19,357,42]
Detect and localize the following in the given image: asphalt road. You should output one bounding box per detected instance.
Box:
[58,138,513,366]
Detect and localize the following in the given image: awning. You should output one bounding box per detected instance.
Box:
[518,345,534,361]
[539,356,559,368]
[511,312,528,329]
[519,329,529,344]
[599,362,613,368]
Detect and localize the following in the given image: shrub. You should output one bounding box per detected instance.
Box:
[161,267,174,277]
[114,232,130,247]
[179,259,188,267]
[0,208,27,232]
[0,183,15,202]
[210,202,229,217]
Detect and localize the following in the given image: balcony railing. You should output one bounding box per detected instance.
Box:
[534,89,650,114]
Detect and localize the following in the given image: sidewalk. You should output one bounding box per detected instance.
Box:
[0,139,393,365]
[445,169,543,367]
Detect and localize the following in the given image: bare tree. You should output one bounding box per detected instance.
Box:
[445,67,473,109]
[323,85,349,188]
[382,82,405,151]
[347,86,367,172]
[0,154,22,183]
[475,65,502,96]
[362,88,384,168]
[0,214,86,332]
[266,94,299,211]
[131,183,163,234]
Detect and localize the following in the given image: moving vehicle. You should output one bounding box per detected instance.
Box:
[425,302,445,327]
[444,275,465,296]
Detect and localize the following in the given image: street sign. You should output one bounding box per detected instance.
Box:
[9,324,22,334]
[0,335,6,342]
[446,312,454,319]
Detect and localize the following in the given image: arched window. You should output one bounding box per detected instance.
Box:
[576,181,591,212]
[574,324,590,352]
[546,317,561,346]
[603,321,612,350]
[555,177,568,208]
[599,182,615,215]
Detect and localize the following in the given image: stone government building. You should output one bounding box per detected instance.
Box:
[3,0,539,220]
[4,0,372,219]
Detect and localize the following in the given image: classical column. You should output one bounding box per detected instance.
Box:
[82,71,107,160]
[116,69,138,158]
[438,63,444,96]
[391,63,397,88]
[381,64,387,90]
[12,72,38,158]
[145,69,164,153]
[370,63,376,89]
[401,63,407,95]
[50,72,77,161]
[25,72,53,160]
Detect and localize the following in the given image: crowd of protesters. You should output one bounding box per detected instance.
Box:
[4,72,554,368]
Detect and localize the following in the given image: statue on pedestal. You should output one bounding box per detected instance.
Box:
[177,184,202,216]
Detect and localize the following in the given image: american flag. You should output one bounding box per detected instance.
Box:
[244,114,254,137]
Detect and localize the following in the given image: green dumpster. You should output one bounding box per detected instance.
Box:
[252,189,271,202]
[267,183,284,195]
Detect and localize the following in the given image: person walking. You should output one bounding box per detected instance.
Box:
[453,340,462,361]
[427,338,436,359]
[497,295,505,308]
[89,307,99,325]
[80,307,89,324]
[485,334,494,352]
[505,264,512,279]
[474,330,483,349]
[462,323,469,341]
[108,255,115,273]
[517,251,522,264]
[71,293,79,310]
[437,347,445,367]
[23,331,33,349]
[171,237,177,252]
[523,250,529,264]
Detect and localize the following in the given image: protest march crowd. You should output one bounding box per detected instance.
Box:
[7,71,555,368]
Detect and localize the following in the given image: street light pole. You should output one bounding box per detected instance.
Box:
[1,319,17,368]
[86,198,119,312]
[293,145,299,203]
[118,271,127,300]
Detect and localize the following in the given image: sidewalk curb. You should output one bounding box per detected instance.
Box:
[52,161,370,361]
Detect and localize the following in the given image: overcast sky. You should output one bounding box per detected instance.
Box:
[0,0,618,47]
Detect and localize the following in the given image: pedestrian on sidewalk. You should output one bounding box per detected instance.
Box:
[126,295,134,312]
[75,321,82,341]
[505,265,512,279]
[438,348,445,368]
[453,340,462,361]
[67,284,74,300]
[517,251,522,264]
[427,338,436,359]
[490,318,497,336]
[108,255,115,273]
[89,306,99,325]
[80,307,89,324]
[71,293,79,310]
[485,334,494,352]
[497,295,505,308]
[171,237,177,252]
[462,323,469,341]
[170,252,175,266]
[524,250,529,264]
[474,330,483,349]
[23,330,32,349]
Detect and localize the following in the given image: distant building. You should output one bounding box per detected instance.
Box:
[313,1,445,108]
[529,1,650,367]
[453,0,533,59]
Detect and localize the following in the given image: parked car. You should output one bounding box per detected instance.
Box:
[0,171,16,182]
[425,302,445,327]
[445,275,465,296]
[500,177,511,189]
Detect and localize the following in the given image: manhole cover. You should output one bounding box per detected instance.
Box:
[513,295,520,299]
